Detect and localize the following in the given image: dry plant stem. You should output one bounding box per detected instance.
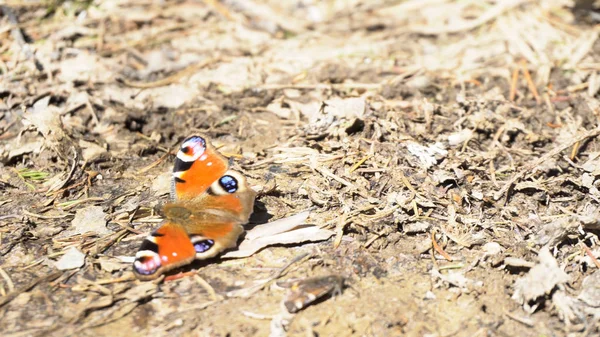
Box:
[0,267,15,292]
[48,149,78,195]
[364,230,386,248]
[0,271,62,308]
[137,148,173,174]
[398,171,418,195]
[194,274,220,301]
[259,83,382,90]
[111,221,143,235]
[581,243,600,269]
[312,165,356,189]
[97,22,195,56]
[122,57,220,88]
[567,31,600,68]
[409,0,529,35]
[520,59,541,104]
[203,0,234,20]
[504,311,535,327]
[570,141,581,161]
[87,274,136,286]
[541,11,581,36]
[90,229,129,256]
[493,127,600,201]
[226,253,310,298]
[509,67,519,101]
[349,155,371,173]
[164,271,197,282]
[23,210,71,219]
[333,212,348,249]
[431,231,453,261]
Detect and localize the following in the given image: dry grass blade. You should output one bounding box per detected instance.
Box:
[226,253,310,298]
[520,59,541,104]
[494,127,600,201]
[581,243,600,269]
[431,231,453,262]
[409,0,529,35]
[509,66,519,101]
[0,271,62,308]
[121,57,221,88]
[137,147,173,174]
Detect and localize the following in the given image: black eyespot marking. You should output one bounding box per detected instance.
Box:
[193,239,214,253]
[151,232,165,237]
[139,239,159,253]
[219,175,238,193]
[174,176,186,184]
[181,146,190,154]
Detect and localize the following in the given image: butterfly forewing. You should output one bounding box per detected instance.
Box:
[172,135,229,200]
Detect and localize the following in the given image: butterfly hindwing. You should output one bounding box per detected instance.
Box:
[133,221,196,280]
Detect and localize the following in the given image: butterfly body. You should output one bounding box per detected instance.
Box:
[134,135,255,280]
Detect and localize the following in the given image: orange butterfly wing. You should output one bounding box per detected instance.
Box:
[171,136,228,200]
[133,136,255,280]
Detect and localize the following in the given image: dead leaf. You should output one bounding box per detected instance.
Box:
[512,247,570,309]
[79,140,107,162]
[71,206,109,235]
[151,172,172,196]
[245,211,310,240]
[533,217,578,246]
[98,257,129,273]
[22,96,73,160]
[405,141,448,169]
[323,97,366,120]
[136,84,199,109]
[54,247,86,270]
[578,270,600,307]
[5,140,44,161]
[222,212,334,258]
[431,269,483,290]
[59,52,113,83]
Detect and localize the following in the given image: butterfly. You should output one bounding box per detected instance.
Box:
[278,275,344,313]
[133,135,256,280]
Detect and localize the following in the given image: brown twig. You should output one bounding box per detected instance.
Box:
[349,155,371,173]
[570,141,581,161]
[137,148,173,174]
[121,58,220,89]
[164,271,196,282]
[333,211,348,249]
[431,231,453,261]
[194,274,220,301]
[581,243,600,269]
[408,0,529,35]
[0,271,62,308]
[509,66,519,101]
[226,253,310,298]
[520,59,541,104]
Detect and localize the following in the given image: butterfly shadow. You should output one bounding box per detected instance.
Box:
[245,200,273,229]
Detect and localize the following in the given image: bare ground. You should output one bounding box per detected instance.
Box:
[2,1,600,336]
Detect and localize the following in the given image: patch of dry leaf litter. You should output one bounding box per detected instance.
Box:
[3,0,600,336]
